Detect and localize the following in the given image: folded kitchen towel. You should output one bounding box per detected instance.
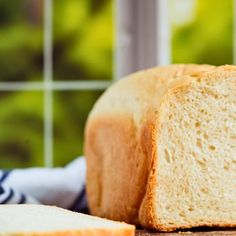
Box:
[0,157,88,213]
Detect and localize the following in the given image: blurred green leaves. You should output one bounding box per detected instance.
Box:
[0,92,44,168]
[0,0,43,82]
[0,0,112,168]
[53,0,113,80]
[172,0,233,65]
[53,0,90,38]
[70,2,113,80]
[53,91,103,166]
[0,25,43,81]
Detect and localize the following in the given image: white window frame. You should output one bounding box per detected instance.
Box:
[115,0,171,78]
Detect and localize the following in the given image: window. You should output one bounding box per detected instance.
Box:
[0,0,113,168]
[0,0,234,168]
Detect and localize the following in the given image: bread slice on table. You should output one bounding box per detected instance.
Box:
[0,204,135,236]
[85,64,236,231]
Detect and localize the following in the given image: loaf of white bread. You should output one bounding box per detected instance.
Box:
[0,205,135,235]
[85,64,236,232]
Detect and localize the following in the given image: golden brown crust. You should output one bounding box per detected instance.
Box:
[137,109,159,228]
[3,228,135,236]
[85,114,150,224]
[85,64,236,232]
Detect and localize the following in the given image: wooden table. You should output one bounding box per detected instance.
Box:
[136,230,236,235]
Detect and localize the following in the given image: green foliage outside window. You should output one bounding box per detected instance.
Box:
[171,0,233,64]
[0,0,113,168]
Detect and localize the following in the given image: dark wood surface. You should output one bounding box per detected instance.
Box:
[135,230,236,235]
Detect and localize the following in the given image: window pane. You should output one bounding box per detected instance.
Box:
[170,0,233,65]
[53,90,103,166]
[0,92,44,168]
[53,0,114,81]
[0,0,43,81]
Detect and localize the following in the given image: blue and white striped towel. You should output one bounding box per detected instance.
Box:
[0,157,88,213]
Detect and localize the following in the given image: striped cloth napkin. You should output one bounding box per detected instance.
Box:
[0,157,88,213]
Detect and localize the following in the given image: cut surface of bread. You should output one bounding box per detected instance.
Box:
[85,64,236,231]
[0,204,135,236]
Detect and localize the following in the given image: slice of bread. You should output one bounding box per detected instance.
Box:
[85,64,236,231]
[0,204,135,235]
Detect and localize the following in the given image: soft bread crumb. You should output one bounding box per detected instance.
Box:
[156,76,236,229]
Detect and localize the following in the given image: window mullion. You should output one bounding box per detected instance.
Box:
[43,0,53,167]
[115,0,171,79]
[156,0,171,65]
[233,0,236,64]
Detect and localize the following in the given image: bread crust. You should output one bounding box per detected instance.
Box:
[0,205,135,236]
[0,228,134,236]
[85,64,236,231]
[86,114,149,224]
